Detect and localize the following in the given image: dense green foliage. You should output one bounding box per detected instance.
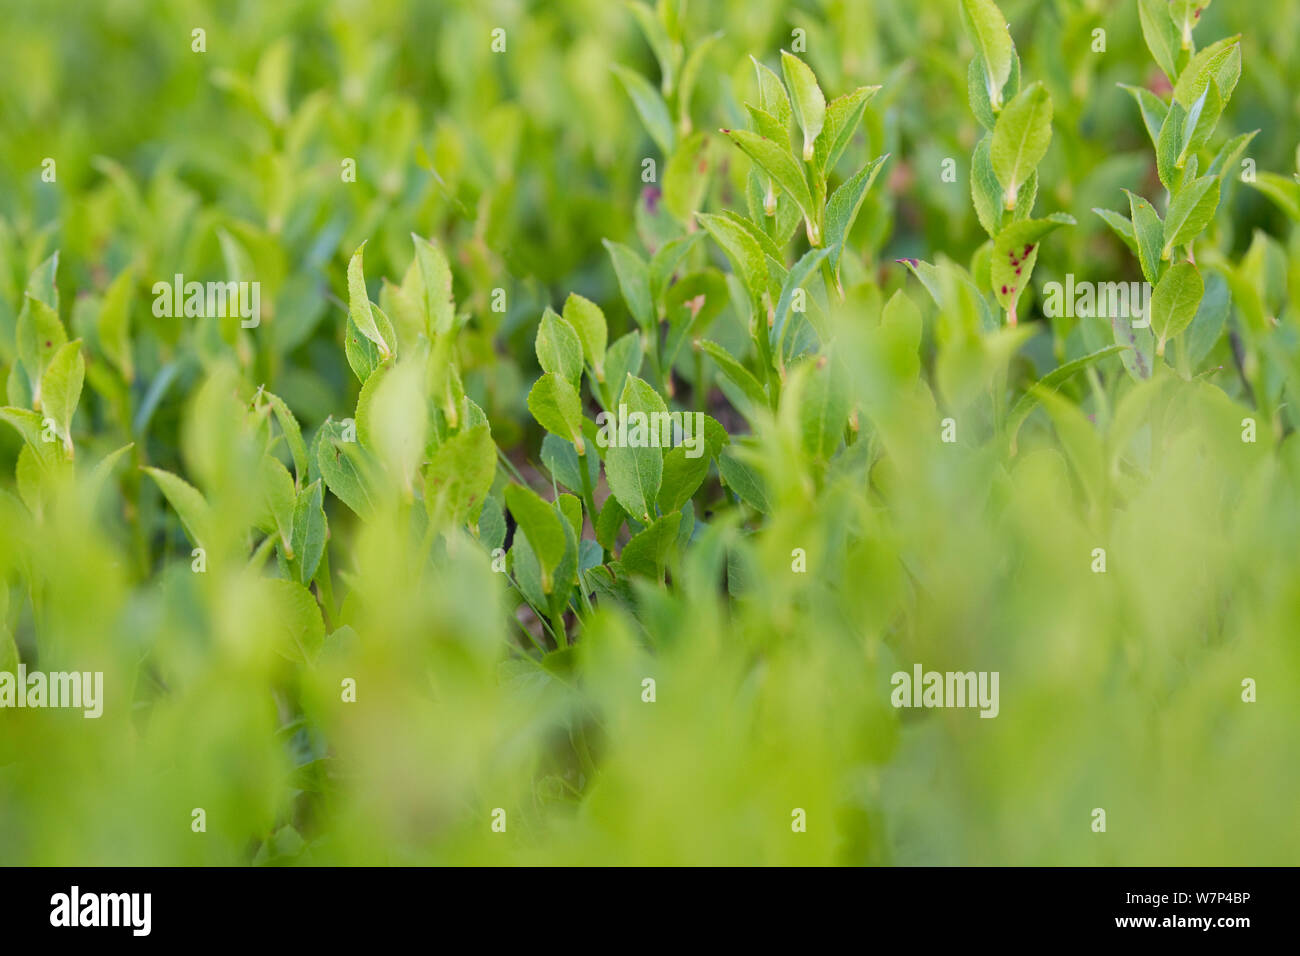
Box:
[2,0,1299,865]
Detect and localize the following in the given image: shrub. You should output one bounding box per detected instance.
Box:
[1,0,1299,865]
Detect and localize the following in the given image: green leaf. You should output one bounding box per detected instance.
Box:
[750,55,792,134]
[264,578,325,665]
[344,301,397,384]
[1172,36,1241,108]
[602,375,665,522]
[412,233,455,336]
[877,290,925,387]
[0,406,62,469]
[562,293,609,384]
[824,155,888,274]
[772,247,832,353]
[901,256,997,332]
[814,86,880,176]
[746,68,792,218]
[477,495,506,551]
[723,129,818,243]
[991,214,1075,320]
[1178,79,1222,166]
[595,496,626,551]
[972,135,1004,236]
[39,340,84,456]
[541,433,599,495]
[603,332,644,405]
[650,232,703,297]
[216,228,255,290]
[363,354,428,489]
[87,442,134,503]
[346,242,392,360]
[749,172,805,245]
[697,412,730,457]
[1112,310,1156,382]
[780,50,826,162]
[1125,190,1165,286]
[290,479,327,584]
[1092,208,1140,258]
[97,266,135,383]
[1006,345,1128,450]
[24,252,59,310]
[527,372,586,453]
[961,0,1014,111]
[1036,388,1105,507]
[1246,172,1300,222]
[717,447,768,513]
[536,308,584,387]
[16,446,46,514]
[698,339,767,411]
[1118,83,1169,150]
[143,466,213,547]
[611,63,675,157]
[991,82,1053,211]
[1138,0,1181,82]
[261,390,309,487]
[968,50,1021,132]
[677,31,721,131]
[621,512,682,578]
[716,210,782,265]
[557,492,582,540]
[17,296,67,407]
[657,443,710,514]
[1186,273,1230,366]
[624,0,680,97]
[544,502,581,618]
[663,132,712,223]
[1155,99,1187,190]
[505,484,566,594]
[1150,261,1204,355]
[259,454,298,550]
[1207,130,1258,182]
[425,423,497,525]
[352,360,387,451]
[799,354,851,462]
[696,213,770,309]
[317,418,381,520]
[602,239,655,329]
[1162,175,1220,257]
[619,372,667,420]
[1170,0,1210,51]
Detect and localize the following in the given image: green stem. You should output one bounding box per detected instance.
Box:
[693,345,706,413]
[577,446,599,547]
[315,545,337,629]
[820,257,843,303]
[574,564,596,622]
[753,295,781,409]
[495,446,527,485]
[508,613,547,656]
